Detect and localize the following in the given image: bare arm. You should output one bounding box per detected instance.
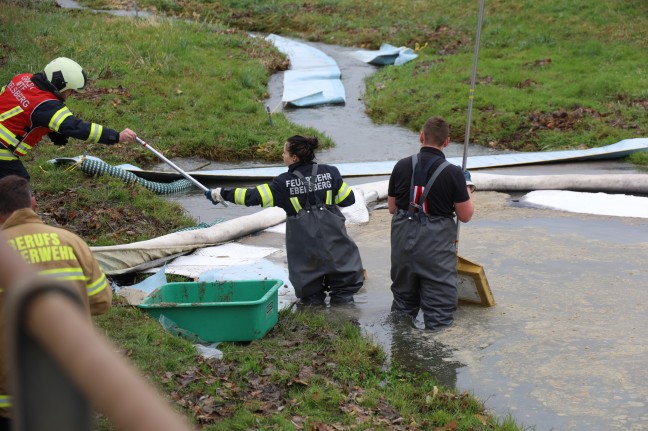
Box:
[388,196,397,214]
[454,188,475,222]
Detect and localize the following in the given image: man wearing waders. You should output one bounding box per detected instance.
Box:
[205,135,364,306]
[387,117,474,330]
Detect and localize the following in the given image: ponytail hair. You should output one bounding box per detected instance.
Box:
[286,135,318,164]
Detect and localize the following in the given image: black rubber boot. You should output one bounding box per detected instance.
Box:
[329,292,355,305]
[297,291,326,306]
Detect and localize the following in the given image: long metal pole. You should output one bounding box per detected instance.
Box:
[462,0,486,172]
[135,137,227,206]
[457,0,485,246]
[136,137,208,192]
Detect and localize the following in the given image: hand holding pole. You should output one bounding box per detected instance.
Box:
[135,137,227,207]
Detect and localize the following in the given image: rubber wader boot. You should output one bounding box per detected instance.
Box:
[297,291,326,306]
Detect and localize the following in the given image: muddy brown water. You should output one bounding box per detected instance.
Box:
[49,4,648,426]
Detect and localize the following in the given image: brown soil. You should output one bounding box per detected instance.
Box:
[33,183,184,246]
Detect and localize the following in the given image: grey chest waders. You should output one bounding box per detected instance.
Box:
[285,164,363,303]
[390,156,458,330]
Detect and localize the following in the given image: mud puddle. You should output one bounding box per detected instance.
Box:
[212,187,648,431]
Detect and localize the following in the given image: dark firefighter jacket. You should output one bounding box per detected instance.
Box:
[220,162,355,216]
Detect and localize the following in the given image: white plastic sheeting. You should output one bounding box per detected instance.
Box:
[474,172,648,218]
[162,243,280,276]
[520,190,648,219]
[266,34,345,107]
[351,43,418,66]
[155,244,299,310]
[462,138,648,170]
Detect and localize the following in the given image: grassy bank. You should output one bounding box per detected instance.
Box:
[1,1,331,243]
[95,300,522,430]
[79,0,648,153]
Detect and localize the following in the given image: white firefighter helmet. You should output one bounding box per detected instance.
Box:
[44,57,87,92]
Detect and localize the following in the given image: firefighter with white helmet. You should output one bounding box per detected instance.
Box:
[0,57,137,181]
[43,56,88,93]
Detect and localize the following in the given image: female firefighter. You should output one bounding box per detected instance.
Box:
[205,135,364,305]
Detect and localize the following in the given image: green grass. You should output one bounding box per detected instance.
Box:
[360,0,648,151]
[94,302,525,430]
[1,1,337,244]
[27,157,198,246]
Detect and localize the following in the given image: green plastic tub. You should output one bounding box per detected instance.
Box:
[138,279,282,342]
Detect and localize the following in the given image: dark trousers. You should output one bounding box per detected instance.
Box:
[0,160,30,181]
[390,211,458,330]
[286,206,364,303]
[0,416,11,431]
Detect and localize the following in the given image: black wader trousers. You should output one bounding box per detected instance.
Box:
[286,205,363,304]
[390,210,457,329]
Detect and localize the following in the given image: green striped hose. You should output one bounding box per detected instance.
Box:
[80,158,194,194]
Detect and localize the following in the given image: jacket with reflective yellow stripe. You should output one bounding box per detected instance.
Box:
[0,73,120,158]
[220,162,355,217]
[0,208,112,417]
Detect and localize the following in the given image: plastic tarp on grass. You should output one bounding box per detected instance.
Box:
[266,34,345,107]
[351,43,418,66]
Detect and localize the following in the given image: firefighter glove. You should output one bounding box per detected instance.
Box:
[205,188,223,204]
[463,170,476,193]
[48,132,68,146]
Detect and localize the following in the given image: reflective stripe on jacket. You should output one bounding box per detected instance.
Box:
[0,74,54,157]
[0,209,111,310]
[221,162,356,217]
[0,73,120,158]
